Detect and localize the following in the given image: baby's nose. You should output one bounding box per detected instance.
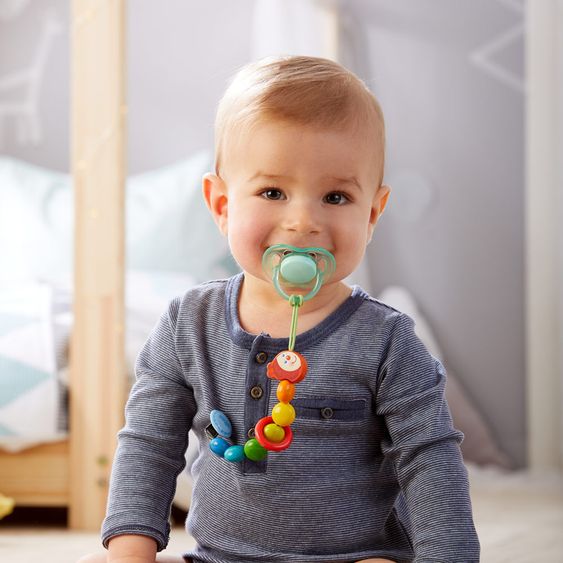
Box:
[282,201,322,234]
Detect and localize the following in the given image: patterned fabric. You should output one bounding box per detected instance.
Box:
[102,274,480,562]
[0,281,66,450]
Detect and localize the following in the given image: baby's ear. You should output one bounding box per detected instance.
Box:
[202,173,229,236]
[367,184,391,241]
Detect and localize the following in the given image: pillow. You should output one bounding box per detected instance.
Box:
[0,157,71,281]
[377,286,513,469]
[0,152,239,283]
[126,151,239,280]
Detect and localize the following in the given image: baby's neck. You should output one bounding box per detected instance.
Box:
[237,275,353,338]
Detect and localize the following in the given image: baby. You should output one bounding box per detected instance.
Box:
[80,56,479,562]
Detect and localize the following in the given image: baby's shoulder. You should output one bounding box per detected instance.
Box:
[180,277,230,299]
[353,288,413,327]
[166,276,231,325]
[343,289,421,352]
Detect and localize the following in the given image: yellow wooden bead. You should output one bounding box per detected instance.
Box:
[272,402,295,427]
[264,423,285,443]
[276,380,295,403]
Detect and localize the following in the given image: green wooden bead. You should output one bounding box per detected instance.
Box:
[244,438,267,461]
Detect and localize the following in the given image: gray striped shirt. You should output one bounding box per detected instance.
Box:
[102,273,480,562]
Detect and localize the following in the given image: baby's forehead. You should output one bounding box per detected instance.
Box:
[222,117,384,183]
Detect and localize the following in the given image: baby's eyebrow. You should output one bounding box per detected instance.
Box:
[248,172,290,183]
[248,172,363,192]
[323,175,363,191]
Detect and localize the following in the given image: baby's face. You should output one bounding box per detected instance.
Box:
[207,119,389,288]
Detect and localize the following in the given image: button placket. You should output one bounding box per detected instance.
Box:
[243,336,271,474]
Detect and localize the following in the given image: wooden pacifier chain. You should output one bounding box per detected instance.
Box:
[208,246,335,463]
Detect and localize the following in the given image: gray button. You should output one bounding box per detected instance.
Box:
[255,351,268,364]
[321,407,334,419]
[247,427,256,438]
[250,385,264,400]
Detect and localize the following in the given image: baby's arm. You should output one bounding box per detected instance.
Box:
[376,313,480,561]
[107,534,157,562]
[102,298,196,553]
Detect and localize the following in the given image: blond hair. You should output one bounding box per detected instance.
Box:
[214,56,385,182]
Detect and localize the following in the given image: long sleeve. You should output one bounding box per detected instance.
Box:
[376,313,480,562]
[101,297,196,551]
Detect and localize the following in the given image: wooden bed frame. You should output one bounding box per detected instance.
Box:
[0,0,127,531]
[0,442,70,507]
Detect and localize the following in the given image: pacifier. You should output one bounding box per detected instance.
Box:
[262,244,336,301]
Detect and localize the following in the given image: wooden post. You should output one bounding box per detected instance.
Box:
[525,0,563,472]
[70,0,127,529]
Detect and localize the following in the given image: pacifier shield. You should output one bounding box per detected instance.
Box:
[262,244,336,302]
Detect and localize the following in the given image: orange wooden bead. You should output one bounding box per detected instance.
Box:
[276,380,296,403]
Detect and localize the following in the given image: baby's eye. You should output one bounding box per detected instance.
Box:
[261,188,285,201]
[324,192,349,205]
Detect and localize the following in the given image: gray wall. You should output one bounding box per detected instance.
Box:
[344,0,525,466]
[0,0,525,466]
[0,0,69,170]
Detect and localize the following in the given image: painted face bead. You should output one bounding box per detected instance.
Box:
[276,380,296,403]
[272,402,296,427]
[267,350,308,383]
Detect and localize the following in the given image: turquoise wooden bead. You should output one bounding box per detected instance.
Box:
[224,445,245,463]
[244,438,267,461]
[209,437,230,458]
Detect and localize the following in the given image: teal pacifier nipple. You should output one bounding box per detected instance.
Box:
[279,254,317,285]
[262,244,336,301]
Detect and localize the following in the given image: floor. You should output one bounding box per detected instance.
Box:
[0,465,561,563]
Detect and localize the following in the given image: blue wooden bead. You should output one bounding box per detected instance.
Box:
[209,437,230,458]
[210,409,232,438]
[224,445,245,463]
